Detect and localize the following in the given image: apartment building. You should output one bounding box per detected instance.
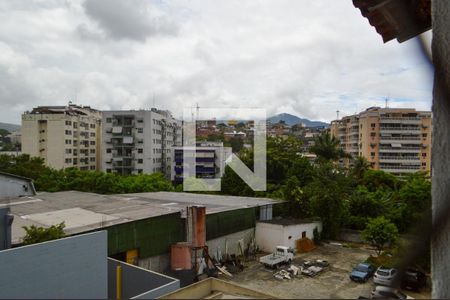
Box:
[101,109,181,176]
[171,142,232,184]
[21,104,101,170]
[330,107,432,175]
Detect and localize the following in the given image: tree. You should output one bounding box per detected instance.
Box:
[310,131,350,162]
[362,216,399,255]
[307,162,351,239]
[22,222,66,245]
[351,156,371,183]
[361,169,400,192]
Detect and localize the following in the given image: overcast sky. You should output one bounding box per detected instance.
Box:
[0,0,433,124]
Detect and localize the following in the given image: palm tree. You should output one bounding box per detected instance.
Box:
[310,131,350,162]
[351,156,371,182]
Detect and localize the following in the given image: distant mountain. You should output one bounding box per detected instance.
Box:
[268,113,329,128]
[0,122,20,133]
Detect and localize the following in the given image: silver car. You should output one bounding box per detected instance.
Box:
[371,286,413,299]
[374,267,398,286]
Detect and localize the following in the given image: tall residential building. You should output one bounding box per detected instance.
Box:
[171,142,232,184]
[21,104,101,170]
[330,107,432,175]
[101,109,181,176]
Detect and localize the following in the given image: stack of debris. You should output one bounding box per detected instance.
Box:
[300,259,329,277]
[273,265,301,280]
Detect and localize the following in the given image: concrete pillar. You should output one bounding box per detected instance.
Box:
[431,1,450,298]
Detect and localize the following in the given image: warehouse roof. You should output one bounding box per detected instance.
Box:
[1,191,279,244]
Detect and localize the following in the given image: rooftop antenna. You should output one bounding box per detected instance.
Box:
[385,97,389,108]
[196,103,200,120]
[336,110,340,120]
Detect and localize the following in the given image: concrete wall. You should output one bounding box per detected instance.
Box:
[432,1,450,298]
[337,229,363,243]
[138,228,255,272]
[108,258,179,299]
[206,228,255,260]
[256,221,322,252]
[138,253,171,274]
[0,173,35,199]
[0,231,107,299]
[159,278,275,299]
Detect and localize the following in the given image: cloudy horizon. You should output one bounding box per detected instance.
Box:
[0,0,433,125]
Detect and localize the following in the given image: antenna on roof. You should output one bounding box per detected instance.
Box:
[336,110,340,120]
[385,97,389,108]
[196,103,200,120]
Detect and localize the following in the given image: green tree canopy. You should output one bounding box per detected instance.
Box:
[22,222,66,245]
[362,216,399,255]
[310,131,350,162]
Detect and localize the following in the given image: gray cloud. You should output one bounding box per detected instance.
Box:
[82,0,178,41]
[0,0,433,124]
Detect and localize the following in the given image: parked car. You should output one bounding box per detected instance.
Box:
[350,262,375,282]
[374,267,398,286]
[371,286,413,299]
[401,268,427,292]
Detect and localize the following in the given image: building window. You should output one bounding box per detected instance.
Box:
[90,124,96,129]
[90,141,95,145]
[423,133,428,138]
[370,132,376,137]
[73,122,78,129]
[90,166,95,170]
[90,157,95,162]
[65,139,72,144]
[106,169,111,173]
[65,120,72,126]
[422,162,427,166]
[138,148,143,154]
[65,149,72,154]
[65,158,72,164]
[138,169,143,174]
[137,119,143,123]
[422,153,427,157]
[371,152,375,157]
[137,128,143,133]
[371,123,376,128]
[138,159,143,164]
[90,149,95,154]
[106,148,112,153]
[106,118,112,123]
[90,132,95,137]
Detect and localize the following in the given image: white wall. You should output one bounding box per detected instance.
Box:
[255,222,284,253]
[256,221,322,252]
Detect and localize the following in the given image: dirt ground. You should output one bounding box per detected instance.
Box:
[221,243,432,299]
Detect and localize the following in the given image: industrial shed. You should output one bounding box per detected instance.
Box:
[2,191,279,272]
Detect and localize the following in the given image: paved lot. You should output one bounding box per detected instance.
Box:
[222,243,431,299]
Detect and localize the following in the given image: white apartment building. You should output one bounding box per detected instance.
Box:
[21,104,101,170]
[171,142,232,184]
[101,109,182,176]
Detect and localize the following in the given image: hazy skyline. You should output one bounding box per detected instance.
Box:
[0,0,433,124]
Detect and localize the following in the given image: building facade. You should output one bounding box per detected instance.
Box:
[171,142,232,184]
[330,107,432,175]
[101,109,182,176]
[21,104,101,170]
